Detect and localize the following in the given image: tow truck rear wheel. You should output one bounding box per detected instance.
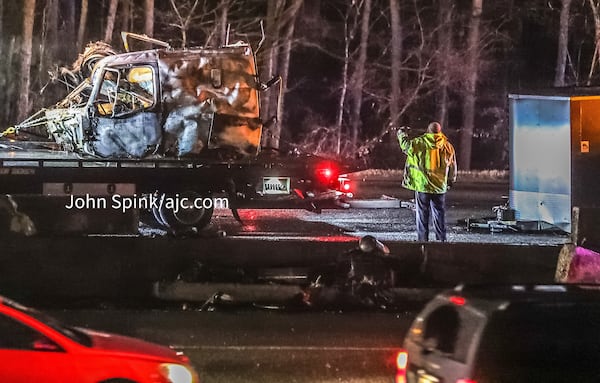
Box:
[152,191,214,234]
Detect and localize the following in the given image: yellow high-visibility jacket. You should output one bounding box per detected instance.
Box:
[397,131,457,194]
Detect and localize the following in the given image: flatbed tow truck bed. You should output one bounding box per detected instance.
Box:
[0,143,350,236]
[0,146,343,204]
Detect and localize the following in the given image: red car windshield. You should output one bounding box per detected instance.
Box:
[3,297,92,347]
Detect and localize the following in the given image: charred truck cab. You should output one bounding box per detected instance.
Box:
[84,43,262,158]
[0,34,352,235]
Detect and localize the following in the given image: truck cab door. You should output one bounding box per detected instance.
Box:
[90,65,161,158]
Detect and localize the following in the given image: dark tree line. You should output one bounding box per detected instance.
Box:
[0,0,598,169]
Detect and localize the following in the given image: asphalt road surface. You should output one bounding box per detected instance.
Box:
[25,178,570,383]
[206,179,567,246]
[51,308,416,383]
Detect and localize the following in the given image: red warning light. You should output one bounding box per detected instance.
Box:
[315,162,339,185]
[449,296,466,306]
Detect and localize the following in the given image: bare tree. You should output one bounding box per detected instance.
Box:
[0,0,4,125]
[389,0,402,127]
[17,0,36,122]
[218,0,230,46]
[301,1,434,160]
[356,0,436,159]
[167,0,243,48]
[335,3,359,155]
[119,0,133,33]
[587,0,600,84]
[77,0,89,51]
[3,37,16,125]
[272,0,303,148]
[349,0,372,150]
[459,0,483,171]
[58,0,77,60]
[260,0,283,134]
[168,0,201,48]
[436,0,453,128]
[555,0,572,86]
[38,0,59,94]
[145,0,155,37]
[104,0,119,43]
[0,0,3,47]
[169,0,200,47]
[260,0,306,148]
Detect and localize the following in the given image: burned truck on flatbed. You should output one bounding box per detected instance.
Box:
[0,34,351,235]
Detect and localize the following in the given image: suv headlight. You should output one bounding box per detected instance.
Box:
[159,363,197,383]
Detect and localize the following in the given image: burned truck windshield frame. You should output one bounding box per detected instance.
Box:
[94,66,156,117]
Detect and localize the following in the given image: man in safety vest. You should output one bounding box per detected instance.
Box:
[397,121,457,242]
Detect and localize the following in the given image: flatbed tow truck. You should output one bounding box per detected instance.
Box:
[0,33,352,236]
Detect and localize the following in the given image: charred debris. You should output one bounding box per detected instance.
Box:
[3,32,282,161]
[155,235,415,312]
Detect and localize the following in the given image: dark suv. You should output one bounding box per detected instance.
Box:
[398,284,600,383]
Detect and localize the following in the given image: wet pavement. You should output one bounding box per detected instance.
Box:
[0,179,568,307]
[49,308,416,383]
[9,177,573,383]
[209,204,567,247]
[197,176,568,246]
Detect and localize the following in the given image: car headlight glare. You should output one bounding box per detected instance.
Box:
[159,363,195,383]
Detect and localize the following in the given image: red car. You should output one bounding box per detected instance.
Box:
[0,295,199,383]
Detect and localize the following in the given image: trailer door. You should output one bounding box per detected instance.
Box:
[570,96,600,211]
[509,95,571,232]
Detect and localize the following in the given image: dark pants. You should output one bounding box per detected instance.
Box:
[415,191,447,242]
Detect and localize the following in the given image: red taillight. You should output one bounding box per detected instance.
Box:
[316,167,334,180]
[456,379,478,383]
[395,349,408,383]
[315,162,339,185]
[449,295,466,306]
[338,177,351,193]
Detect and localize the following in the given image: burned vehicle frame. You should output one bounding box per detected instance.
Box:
[0,33,352,235]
